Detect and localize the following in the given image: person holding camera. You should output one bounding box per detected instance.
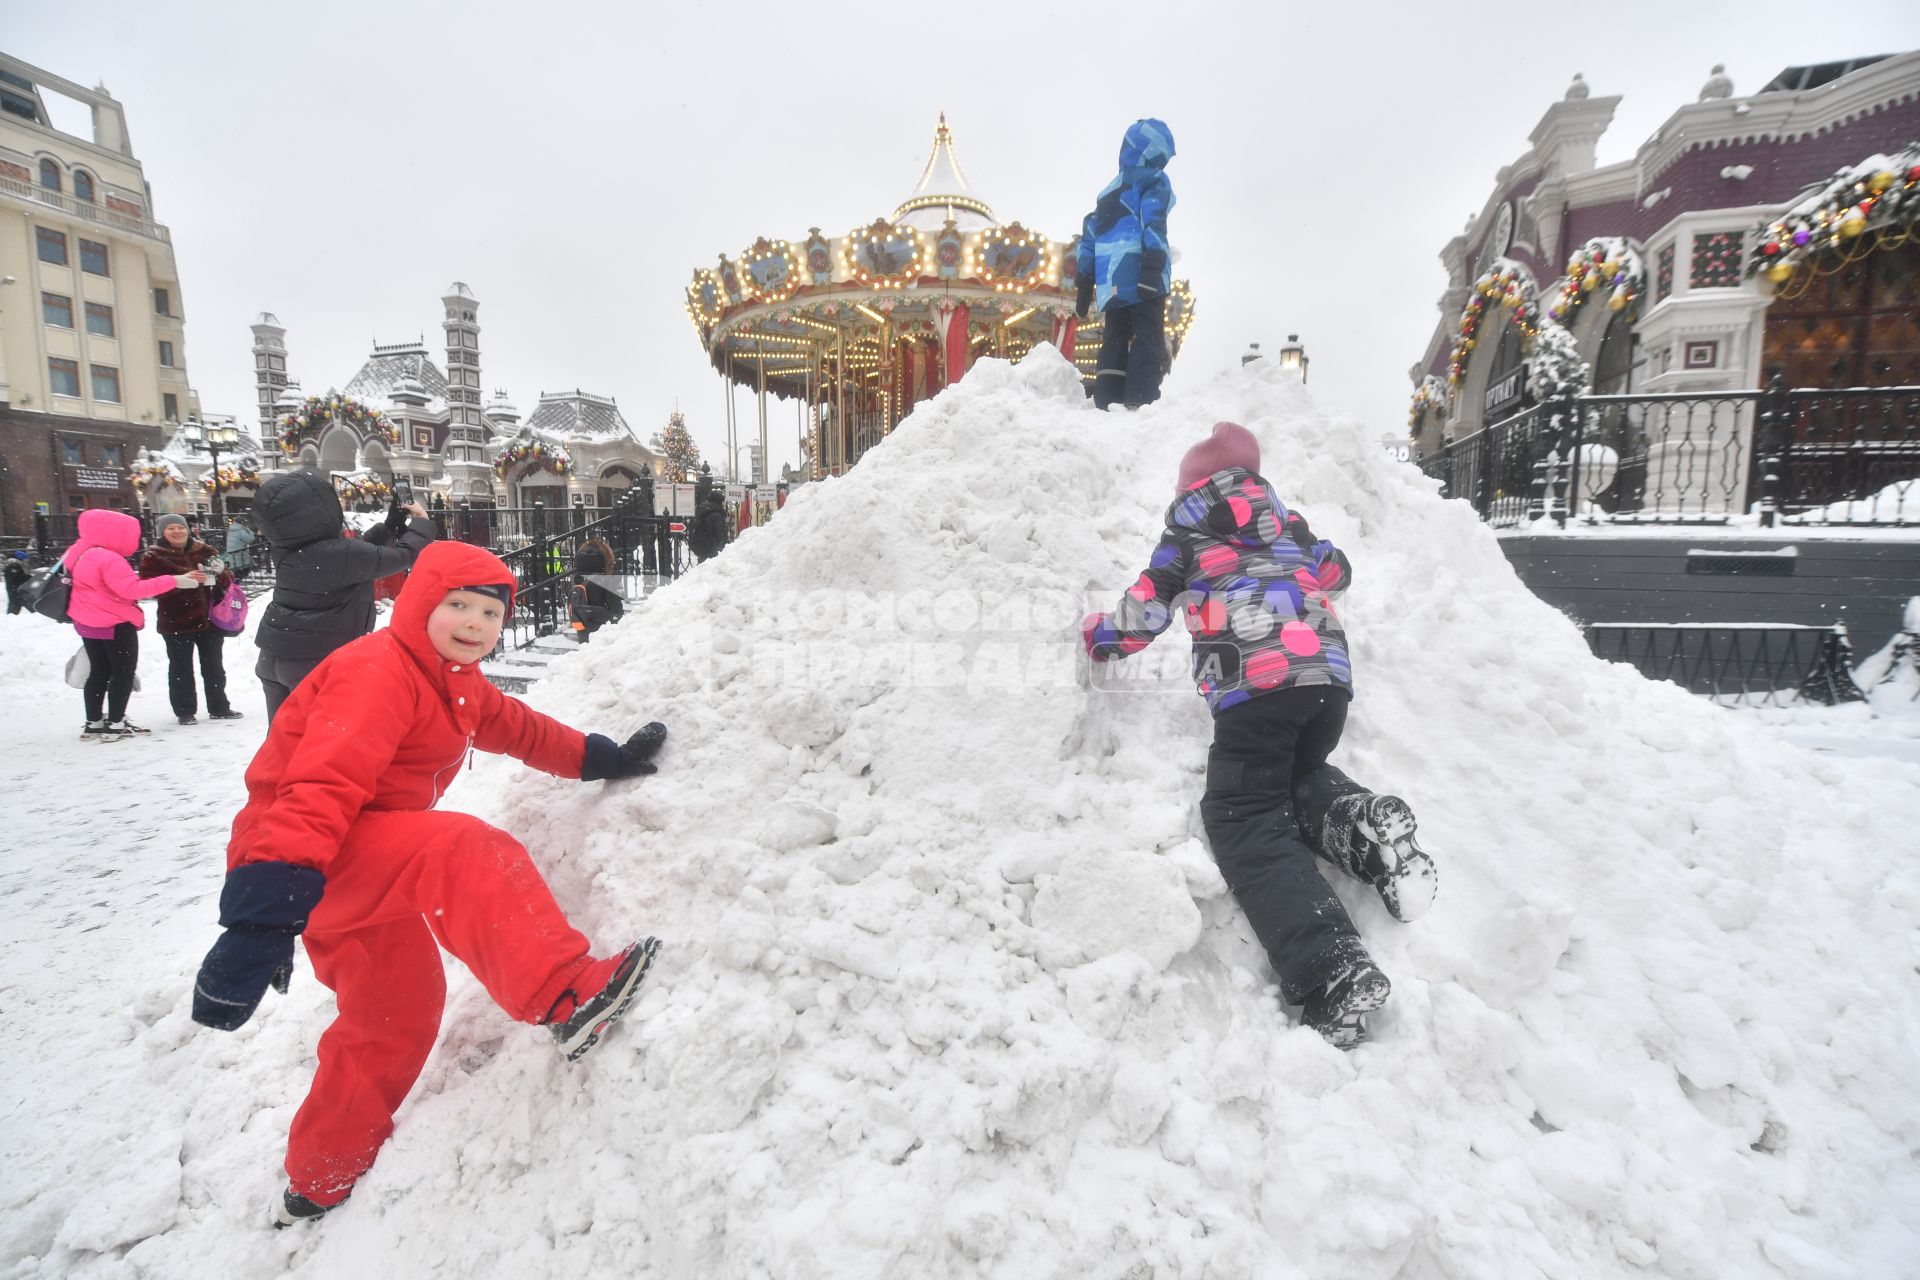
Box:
[252,471,435,721]
[138,514,241,725]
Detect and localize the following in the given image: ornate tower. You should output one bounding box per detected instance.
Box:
[441,282,490,495]
[251,312,288,438]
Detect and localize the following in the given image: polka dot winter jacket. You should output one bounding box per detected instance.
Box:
[1084,468,1353,714]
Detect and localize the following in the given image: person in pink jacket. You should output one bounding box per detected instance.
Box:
[63,509,206,741]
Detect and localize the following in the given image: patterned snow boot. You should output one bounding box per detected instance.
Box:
[1322,793,1438,923]
[1302,961,1392,1050]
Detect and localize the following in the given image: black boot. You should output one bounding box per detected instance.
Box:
[1302,961,1391,1050]
[1317,793,1438,923]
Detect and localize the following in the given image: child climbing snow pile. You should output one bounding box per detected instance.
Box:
[191,541,669,1225]
[1083,422,1438,1048]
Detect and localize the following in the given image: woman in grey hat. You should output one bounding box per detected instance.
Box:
[138,514,241,724]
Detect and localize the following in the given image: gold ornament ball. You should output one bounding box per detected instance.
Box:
[1870,171,1895,194]
[1837,211,1867,239]
[1766,260,1795,283]
[1600,260,1620,276]
[1582,271,1600,292]
[1608,291,1630,311]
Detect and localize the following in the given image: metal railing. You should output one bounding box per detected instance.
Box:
[0,174,172,242]
[1584,622,1867,707]
[477,499,690,651]
[1420,379,1920,528]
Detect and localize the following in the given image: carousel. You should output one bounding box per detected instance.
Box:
[684,115,1196,481]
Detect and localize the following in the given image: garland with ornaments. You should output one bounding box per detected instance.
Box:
[1749,143,1920,287]
[334,472,391,508]
[492,438,572,481]
[1550,237,1644,326]
[128,457,183,496]
[1448,260,1539,387]
[200,462,261,495]
[1408,376,1450,428]
[279,393,400,456]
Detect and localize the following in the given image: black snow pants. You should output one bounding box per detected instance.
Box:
[1092,295,1167,411]
[1199,685,1375,1004]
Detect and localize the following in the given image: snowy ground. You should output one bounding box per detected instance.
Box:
[2,354,1918,1279]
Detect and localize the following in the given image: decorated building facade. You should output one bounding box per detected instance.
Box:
[1409,53,1920,470]
[252,283,663,510]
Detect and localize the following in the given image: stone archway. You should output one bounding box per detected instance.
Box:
[316,426,357,476]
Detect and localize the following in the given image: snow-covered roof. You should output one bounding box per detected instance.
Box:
[524,390,644,446]
[344,343,449,410]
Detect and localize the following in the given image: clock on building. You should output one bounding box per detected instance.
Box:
[1479,201,1515,274]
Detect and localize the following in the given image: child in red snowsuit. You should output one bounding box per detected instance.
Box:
[191,541,669,1225]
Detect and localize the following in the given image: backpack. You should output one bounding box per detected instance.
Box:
[24,563,74,624]
[209,581,249,634]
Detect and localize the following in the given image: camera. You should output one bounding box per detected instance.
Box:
[391,478,414,508]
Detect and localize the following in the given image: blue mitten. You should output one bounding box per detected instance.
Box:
[191,862,326,1031]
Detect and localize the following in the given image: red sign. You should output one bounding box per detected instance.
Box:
[669,522,685,533]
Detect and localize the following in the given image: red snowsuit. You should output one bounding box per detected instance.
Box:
[227,541,603,1206]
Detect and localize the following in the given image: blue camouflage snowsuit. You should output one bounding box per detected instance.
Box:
[1076,118,1176,410]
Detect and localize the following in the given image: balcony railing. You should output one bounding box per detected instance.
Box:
[0,174,172,243]
[1418,379,1920,528]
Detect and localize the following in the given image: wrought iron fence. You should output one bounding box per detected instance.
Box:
[1419,378,1920,527]
[1584,623,1866,707]
[485,500,689,651]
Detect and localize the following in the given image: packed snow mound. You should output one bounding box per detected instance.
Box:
[10,351,1919,1279]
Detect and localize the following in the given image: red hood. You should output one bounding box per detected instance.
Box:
[67,509,144,562]
[390,541,517,677]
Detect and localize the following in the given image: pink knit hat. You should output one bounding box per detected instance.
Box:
[1177,422,1261,491]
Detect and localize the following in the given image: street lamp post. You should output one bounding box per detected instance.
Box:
[181,420,244,522]
[1276,334,1309,383]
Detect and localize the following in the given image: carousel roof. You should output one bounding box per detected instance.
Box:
[344,342,449,412]
[895,113,995,233]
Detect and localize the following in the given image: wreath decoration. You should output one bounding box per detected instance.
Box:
[1448,260,1539,388]
[200,462,261,495]
[492,439,573,480]
[279,393,400,457]
[1549,237,1645,326]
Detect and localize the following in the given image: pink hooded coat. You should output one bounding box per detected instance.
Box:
[62,509,178,630]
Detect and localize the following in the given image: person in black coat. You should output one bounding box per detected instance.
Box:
[568,544,626,643]
[687,493,728,563]
[252,470,435,720]
[4,551,30,615]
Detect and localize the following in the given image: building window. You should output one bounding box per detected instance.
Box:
[36,226,68,265]
[91,365,121,403]
[153,287,171,317]
[49,358,81,398]
[38,157,60,192]
[60,437,85,465]
[99,443,121,467]
[72,170,94,203]
[85,302,115,337]
[78,238,109,276]
[163,392,179,421]
[158,340,175,367]
[268,355,284,371]
[1690,231,1744,290]
[41,292,73,328]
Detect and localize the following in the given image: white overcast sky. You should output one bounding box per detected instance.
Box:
[9,1,1919,476]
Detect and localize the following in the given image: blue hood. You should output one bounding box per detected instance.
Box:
[1118,118,1175,172]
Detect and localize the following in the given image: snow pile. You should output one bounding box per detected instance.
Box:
[4,352,1919,1279]
[1855,596,1920,715]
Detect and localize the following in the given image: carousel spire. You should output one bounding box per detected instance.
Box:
[895,113,996,231]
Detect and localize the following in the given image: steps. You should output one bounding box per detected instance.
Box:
[484,633,580,693]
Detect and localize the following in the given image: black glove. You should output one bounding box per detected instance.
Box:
[580,722,668,781]
[1075,275,1094,320]
[191,862,326,1031]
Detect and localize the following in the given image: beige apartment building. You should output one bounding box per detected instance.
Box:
[0,51,200,538]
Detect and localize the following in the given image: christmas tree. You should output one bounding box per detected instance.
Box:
[656,412,701,483]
